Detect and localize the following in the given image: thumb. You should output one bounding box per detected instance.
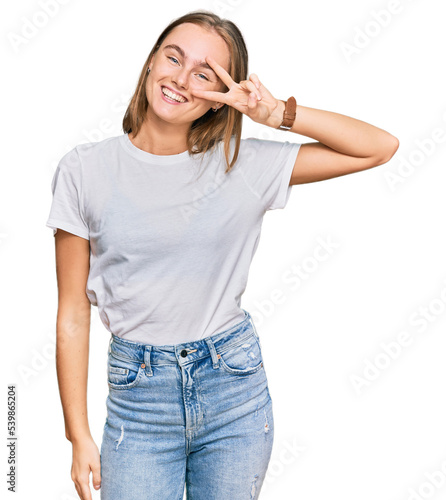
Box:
[92,463,101,490]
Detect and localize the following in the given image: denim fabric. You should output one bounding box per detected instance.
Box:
[100,309,274,499]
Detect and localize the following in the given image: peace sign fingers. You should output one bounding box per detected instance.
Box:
[189,89,227,105]
[189,56,274,123]
[239,79,262,101]
[206,57,260,100]
[205,55,235,90]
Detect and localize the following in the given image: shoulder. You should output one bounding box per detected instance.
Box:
[55,135,120,180]
[218,136,276,159]
[225,136,300,166]
[233,135,299,152]
[74,134,121,163]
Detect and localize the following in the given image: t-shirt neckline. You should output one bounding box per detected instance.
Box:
[120,133,191,164]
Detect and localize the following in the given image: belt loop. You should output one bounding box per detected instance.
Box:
[251,317,259,338]
[108,335,113,354]
[246,310,261,344]
[242,308,248,322]
[144,346,153,376]
[205,338,220,369]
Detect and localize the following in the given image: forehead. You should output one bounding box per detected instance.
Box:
[161,23,230,71]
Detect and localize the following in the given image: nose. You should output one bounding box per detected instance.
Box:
[172,66,189,90]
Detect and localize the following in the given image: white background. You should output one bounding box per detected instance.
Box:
[2,0,446,498]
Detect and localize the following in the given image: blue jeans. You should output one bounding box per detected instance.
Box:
[100,309,274,499]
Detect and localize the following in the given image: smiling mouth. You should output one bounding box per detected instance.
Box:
[161,86,188,103]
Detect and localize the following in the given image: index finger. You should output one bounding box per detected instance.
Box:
[189,88,229,105]
[79,480,92,500]
[206,56,234,89]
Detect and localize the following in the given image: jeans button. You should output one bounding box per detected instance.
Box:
[180,349,188,357]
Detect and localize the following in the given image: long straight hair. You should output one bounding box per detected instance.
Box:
[122,10,248,174]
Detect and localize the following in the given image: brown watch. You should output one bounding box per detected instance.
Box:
[277,96,297,131]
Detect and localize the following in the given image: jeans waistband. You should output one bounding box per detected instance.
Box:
[108,309,259,372]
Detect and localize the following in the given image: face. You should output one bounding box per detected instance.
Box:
[145,23,231,126]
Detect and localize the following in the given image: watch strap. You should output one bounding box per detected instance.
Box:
[277,96,297,130]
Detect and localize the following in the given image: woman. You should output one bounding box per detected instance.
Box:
[46,10,399,500]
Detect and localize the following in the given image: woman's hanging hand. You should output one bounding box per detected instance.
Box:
[190,56,284,128]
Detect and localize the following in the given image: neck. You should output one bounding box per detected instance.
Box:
[129,112,190,156]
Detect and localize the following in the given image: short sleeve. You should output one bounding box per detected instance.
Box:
[238,137,302,211]
[46,147,89,240]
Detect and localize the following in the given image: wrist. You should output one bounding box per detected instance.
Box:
[267,99,286,129]
[66,429,92,444]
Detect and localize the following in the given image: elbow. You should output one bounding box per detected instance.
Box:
[56,312,91,340]
[378,135,400,165]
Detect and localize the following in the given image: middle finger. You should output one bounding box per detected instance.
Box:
[240,80,262,100]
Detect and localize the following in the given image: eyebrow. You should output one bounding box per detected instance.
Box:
[163,44,217,76]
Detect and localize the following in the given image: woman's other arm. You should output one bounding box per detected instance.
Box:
[54,229,101,499]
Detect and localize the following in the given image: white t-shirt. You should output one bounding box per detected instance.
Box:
[46,132,301,345]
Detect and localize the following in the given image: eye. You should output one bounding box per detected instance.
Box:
[168,56,179,65]
[197,74,209,81]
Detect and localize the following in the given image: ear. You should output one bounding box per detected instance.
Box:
[148,54,155,72]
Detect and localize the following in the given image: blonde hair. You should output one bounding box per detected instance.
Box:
[122,10,248,174]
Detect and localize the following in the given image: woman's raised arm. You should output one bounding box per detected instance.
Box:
[189,56,399,185]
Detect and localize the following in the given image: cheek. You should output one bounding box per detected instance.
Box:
[189,77,209,89]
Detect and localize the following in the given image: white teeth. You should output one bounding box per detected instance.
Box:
[162,87,186,103]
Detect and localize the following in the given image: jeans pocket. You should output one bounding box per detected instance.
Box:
[218,331,264,376]
[107,352,143,390]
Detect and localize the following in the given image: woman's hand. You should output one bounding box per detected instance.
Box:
[190,56,284,128]
[70,436,101,500]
